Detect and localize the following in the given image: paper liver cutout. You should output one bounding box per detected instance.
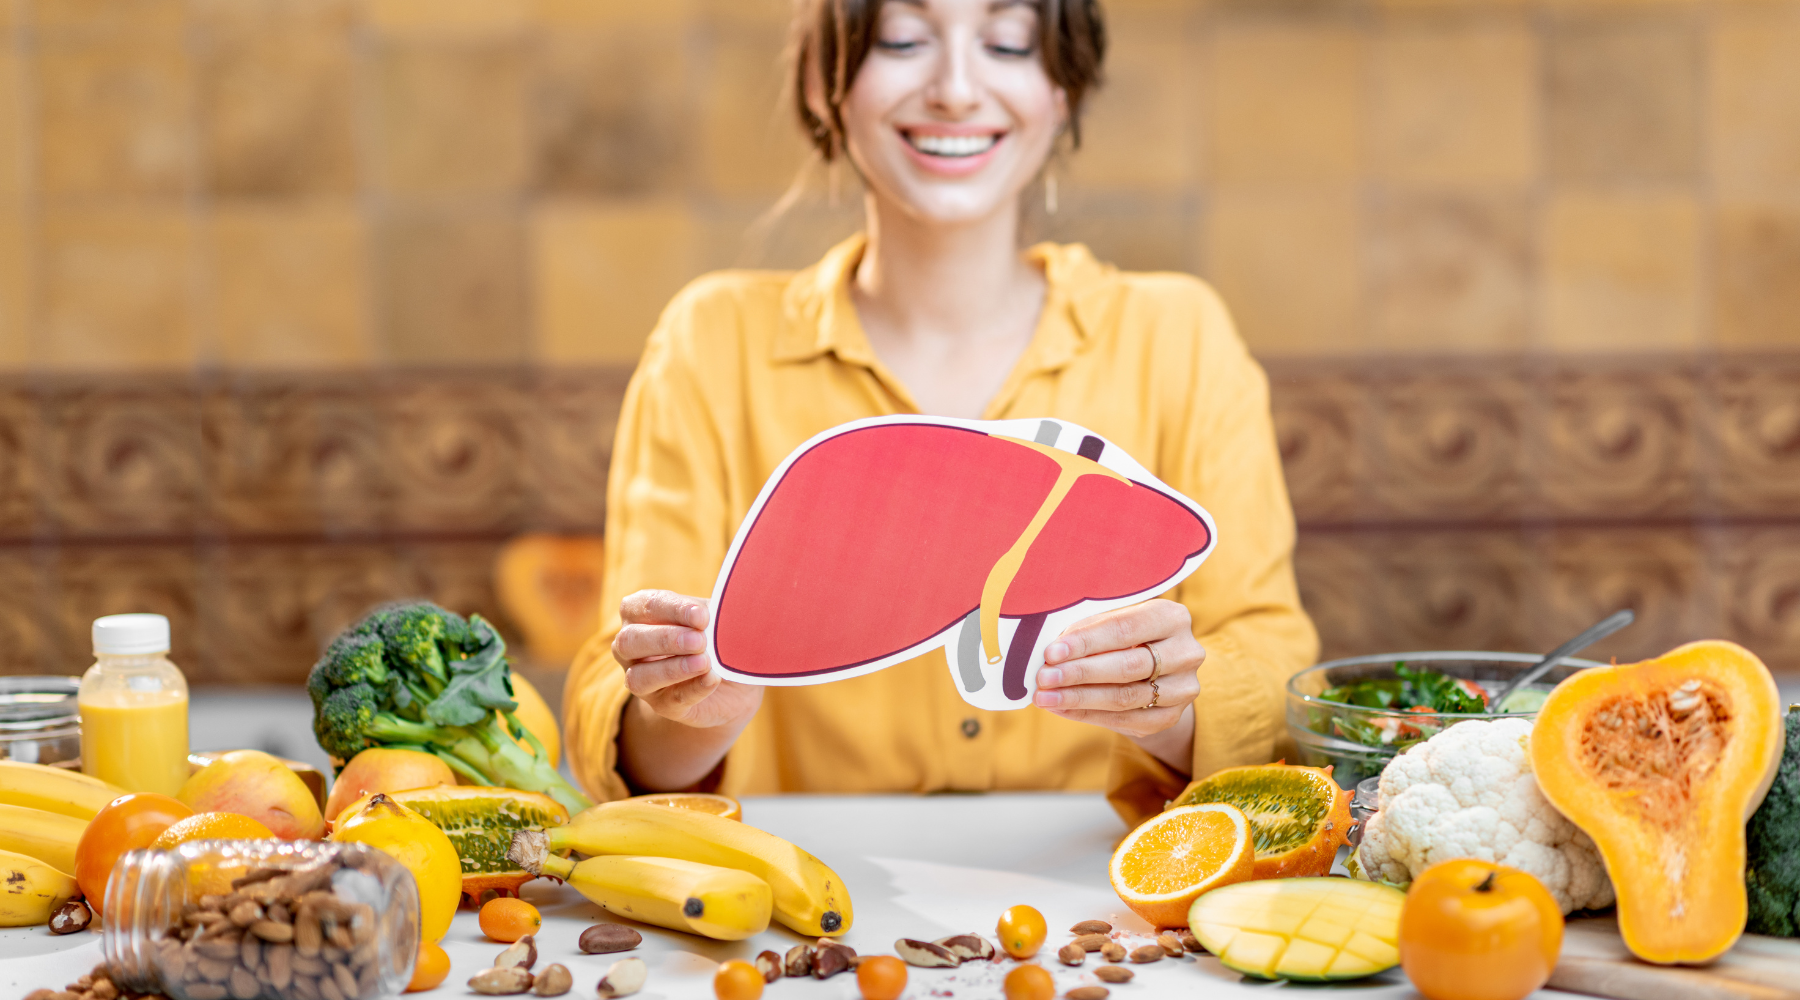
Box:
[705,416,1217,710]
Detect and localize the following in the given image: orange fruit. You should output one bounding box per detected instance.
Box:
[1109,802,1256,928]
[151,811,277,849]
[407,940,451,992]
[1003,965,1054,1000]
[856,956,907,1000]
[714,960,764,1000]
[478,896,542,942]
[625,792,741,821]
[997,904,1047,958]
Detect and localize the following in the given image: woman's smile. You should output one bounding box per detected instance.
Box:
[899,126,1008,175]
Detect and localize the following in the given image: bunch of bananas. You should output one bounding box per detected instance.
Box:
[0,761,123,926]
[507,800,853,941]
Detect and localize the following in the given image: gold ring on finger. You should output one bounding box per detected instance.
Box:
[1140,642,1161,681]
[1146,678,1161,710]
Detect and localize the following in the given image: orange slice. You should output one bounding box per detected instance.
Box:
[1110,802,1256,928]
[625,792,741,821]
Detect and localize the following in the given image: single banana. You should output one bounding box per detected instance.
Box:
[0,802,87,876]
[521,801,852,936]
[0,846,79,926]
[511,846,771,940]
[0,760,125,821]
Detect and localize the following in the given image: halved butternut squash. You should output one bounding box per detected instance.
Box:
[1529,640,1784,964]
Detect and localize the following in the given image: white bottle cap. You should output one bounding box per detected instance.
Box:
[92,614,171,656]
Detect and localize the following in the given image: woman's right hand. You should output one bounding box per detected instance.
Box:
[613,590,763,729]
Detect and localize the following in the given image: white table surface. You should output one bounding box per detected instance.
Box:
[0,792,1595,999]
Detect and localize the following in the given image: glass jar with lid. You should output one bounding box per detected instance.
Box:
[78,613,190,795]
[0,675,82,766]
[103,839,419,1000]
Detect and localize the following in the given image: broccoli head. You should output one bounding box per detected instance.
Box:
[307,600,592,814]
[1746,705,1800,937]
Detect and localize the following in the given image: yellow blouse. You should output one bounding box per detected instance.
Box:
[563,235,1318,826]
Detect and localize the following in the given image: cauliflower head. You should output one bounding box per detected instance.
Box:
[1357,717,1613,914]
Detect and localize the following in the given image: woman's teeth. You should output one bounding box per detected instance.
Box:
[906,133,1000,157]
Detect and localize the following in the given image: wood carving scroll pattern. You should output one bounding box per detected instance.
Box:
[1270,374,1364,524]
[0,390,38,536]
[1366,373,1525,521]
[43,386,206,538]
[1537,370,1695,519]
[1719,528,1800,670]
[206,383,395,536]
[1714,367,1800,518]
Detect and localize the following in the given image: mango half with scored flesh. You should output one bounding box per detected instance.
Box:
[1188,877,1405,981]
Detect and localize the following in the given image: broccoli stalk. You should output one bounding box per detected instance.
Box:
[1746,706,1800,937]
[308,601,593,815]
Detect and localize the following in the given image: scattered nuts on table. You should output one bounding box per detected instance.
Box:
[596,957,647,999]
[754,951,783,983]
[783,944,814,977]
[23,964,158,1000]
[1176,930,1203,954]
[578,925,642,955]
[48,899,92,935]
[934,934,996,961]
[530,964,571,997]
[1057,943,1086,966]
[1128,946,1163,964]
[1093,966,1134,984]
[1156,933,1183,958]
[469,967,534,995]
[1071,933,1110,953]
[496,935,538,970]
[896,939,961,968]
[1069,920,1112,936]
[1066,988,1109,1000]
[1100,942,1127,963]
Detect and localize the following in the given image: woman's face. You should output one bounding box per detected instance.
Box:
[837,0,1067,226]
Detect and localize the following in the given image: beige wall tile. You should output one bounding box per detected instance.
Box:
[36,37,193,198]
[1209,24,1364,185]
[1547,18,1700,183]
[188,0,354,33]
[198,27,358,197]
[1066,14,1197,193]
[38,206,196,370]
[1543,192,1700,351]
[373,40,529,197]
[365,0,530,37]
[532,28,688,197]
[1715,199,1800,349]
[1042,193,1196,275]
[1368,194,1531,352]
[376,208,527,364]
[534,0,695,26]
[0,209,28,369]
[210,203,372,368]
[30,0,185,37]
[1710,9,1800,189]
[0,49,26,203]
[1373,23,1536,187]
[695,26,809,198]
[1204,188,1362,355]
[532,200,698,365]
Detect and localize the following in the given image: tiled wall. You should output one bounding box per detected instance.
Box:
[2,0,1798,368]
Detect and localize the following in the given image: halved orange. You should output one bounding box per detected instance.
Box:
[1110,802,1256,928]
[625,792,741,821]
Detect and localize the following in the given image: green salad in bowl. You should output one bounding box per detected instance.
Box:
[1286,651,1602,789]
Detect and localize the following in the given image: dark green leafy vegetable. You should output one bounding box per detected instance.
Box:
[1746,705,1800,937]
[1319,663,1489,717]
[308,600,592,814]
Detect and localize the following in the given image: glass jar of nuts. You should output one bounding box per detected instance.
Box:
[100,839,420,1000]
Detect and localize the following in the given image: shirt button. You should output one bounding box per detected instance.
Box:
[961,718,981,739]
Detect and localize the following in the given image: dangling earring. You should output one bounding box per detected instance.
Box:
[1045,172,1059,214]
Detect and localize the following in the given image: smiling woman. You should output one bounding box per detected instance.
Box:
[561,0,1320,824]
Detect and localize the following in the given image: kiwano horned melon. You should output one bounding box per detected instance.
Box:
[1529,640,1784,964]
[1169,763,1351,878]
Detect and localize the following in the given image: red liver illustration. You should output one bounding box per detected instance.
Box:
[712,421,1211,700]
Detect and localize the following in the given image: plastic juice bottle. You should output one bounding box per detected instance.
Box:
[78,614,190,796]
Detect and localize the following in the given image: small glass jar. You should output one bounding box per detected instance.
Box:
[103,839,419,1000]
[0,676,82,766]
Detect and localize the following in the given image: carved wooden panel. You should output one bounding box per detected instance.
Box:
[1,357,1797,683]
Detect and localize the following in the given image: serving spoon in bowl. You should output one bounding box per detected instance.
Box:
[1486,608,1636,714]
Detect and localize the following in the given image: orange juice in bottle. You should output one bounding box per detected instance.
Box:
[78,614,190,796]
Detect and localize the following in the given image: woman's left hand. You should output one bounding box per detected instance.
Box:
[1032,599,1203,750]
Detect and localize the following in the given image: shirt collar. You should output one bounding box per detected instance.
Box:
[774,233,1124,372]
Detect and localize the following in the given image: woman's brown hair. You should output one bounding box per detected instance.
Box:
[788,0,1107,163]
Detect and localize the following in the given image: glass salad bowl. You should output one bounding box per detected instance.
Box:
[1286,651,1604,791]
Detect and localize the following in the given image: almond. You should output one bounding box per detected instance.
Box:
[1129,946,1163,964]
[1069,920,1112,936]
[1067,988,1109,1000]
[1072,933,1111,953]
[1157,932,1183,958]
[1057,943,1085,966]
[1094,966,1134,984]
[1100,942,1126,962]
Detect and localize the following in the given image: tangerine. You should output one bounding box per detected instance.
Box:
[478,896,542,942]
[1003,965,1054,1000]
[856,955,907,1000]
[1110,802,1256,927]
[407,940,451,992]
[997,904,1047,959]
[714,960,764,1000]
